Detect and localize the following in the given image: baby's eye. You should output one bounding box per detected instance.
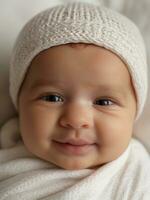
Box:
[40,94,64,102]
[94,99,114,106]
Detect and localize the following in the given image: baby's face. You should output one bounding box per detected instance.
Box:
[18,44,136,170]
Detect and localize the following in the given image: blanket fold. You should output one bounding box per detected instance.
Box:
[0,117,150,200]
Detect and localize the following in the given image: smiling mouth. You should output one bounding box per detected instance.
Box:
[53,140,96,155]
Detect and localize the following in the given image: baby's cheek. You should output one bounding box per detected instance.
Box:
[24,106,62,144]
[95,113,133,146]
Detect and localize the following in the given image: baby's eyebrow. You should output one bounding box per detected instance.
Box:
[86,83,130,101]
[29,79,66,91]
[29,80,127,97]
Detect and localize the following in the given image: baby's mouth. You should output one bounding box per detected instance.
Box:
[53,138,96,155]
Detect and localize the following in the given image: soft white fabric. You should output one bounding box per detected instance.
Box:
[0,117,150,200]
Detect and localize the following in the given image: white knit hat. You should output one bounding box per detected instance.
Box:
[10,2,148,119]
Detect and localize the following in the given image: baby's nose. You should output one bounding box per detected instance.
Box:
[59,103,94,130]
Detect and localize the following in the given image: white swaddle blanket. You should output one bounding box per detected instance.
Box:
[0,117,150,200]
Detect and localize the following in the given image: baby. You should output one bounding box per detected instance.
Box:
[1,2,150,199]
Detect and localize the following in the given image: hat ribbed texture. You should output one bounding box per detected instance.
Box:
[10,2,148,119]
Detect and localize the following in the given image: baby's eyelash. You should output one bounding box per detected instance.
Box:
[94,98,114,106]
[39,93,116,106]
[40,94,64,102]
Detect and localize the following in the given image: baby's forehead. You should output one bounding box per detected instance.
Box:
[28,43,128,74]
[24,44,132,93]
[30,43,125,66]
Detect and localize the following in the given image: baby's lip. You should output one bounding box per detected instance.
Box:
[53,138,95,146]
[53,138,97,156]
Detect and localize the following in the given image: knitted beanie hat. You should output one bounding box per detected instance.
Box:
[10,2,148,119]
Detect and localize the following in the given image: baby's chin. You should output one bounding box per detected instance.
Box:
[45,151,124,170]
[54,162,94,170]
[55,162,106,170]
[46,157,105,170]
